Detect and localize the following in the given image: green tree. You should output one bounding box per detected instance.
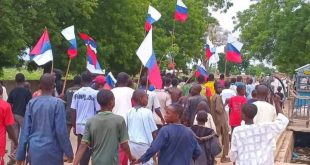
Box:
[235,0,310,74]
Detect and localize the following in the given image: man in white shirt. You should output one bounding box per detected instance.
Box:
[112,72,134,119]
[155,88,171,127]
[139,76,165,125]
[230,98,289,165]
[253,85,277,124]
[126,90,157,165]
[71,72,101,165]
[246,77,256,99]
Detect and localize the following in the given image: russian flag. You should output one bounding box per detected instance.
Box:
[145,5,161,32]
[205,44,212,60]
[79,33,97,53]
[61,25,77,60]
[226,43,242,63]
[195,65,208,78]
[86,45,104,74]
[106,72,117,88]
[175,0,188,22]
[29,29,53,66]
[136,27,163,89]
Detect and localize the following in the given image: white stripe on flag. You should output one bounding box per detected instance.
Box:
[61,25,75,40]
[32,49,53,66]
[148,5,161,21]
[136,28,153,66]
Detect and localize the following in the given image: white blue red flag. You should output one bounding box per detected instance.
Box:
[79,33,97,53]
[29,29,53,66]
[79,33,103,74]
[136,27,163,89]
[106,72,117,88]
[226,36,244,63]
[61,25,77,59]
[175,0,188,22]
[195,65,208,78]
[145,5,161,32]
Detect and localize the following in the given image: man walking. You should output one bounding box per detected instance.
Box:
[16,74,73,165]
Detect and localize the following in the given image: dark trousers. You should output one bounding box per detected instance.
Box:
[77,134,92,165]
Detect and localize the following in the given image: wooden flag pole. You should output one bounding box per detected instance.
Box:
[61,59,72,94]
[50,60,54,74]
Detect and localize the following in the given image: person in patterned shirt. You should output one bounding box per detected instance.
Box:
[229,96,288,165]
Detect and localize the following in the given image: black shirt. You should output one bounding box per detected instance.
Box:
[7,87,32,117]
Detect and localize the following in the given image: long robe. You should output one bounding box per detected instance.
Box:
[191,125,215,165]
[16,96,73,165]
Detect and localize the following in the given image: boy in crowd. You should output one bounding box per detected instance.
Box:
[71,72,101,165]
[134,104,201,165]
[0,84,18,165]
[126,90,157,165]
[275,86,285,108]
[7,73,32,164]
[210,82,230,163]
[64,75,81,135]
[230,98,289,165]
[73,90,135,165]
[228,85,247,132]
[16,74,73,165]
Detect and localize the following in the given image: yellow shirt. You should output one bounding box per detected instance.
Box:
[204,81,215,96]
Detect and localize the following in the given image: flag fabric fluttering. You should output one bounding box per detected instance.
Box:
[79,33,103,74]
[29,29,53,66]
[226,35,244,63]
[61,25,77,60]
[79,33,97,53]
[195,65,208,78]
[86,45,104,74]
[145,5,161,32]
[205,44,212,60]
[175,0,188,22]
[106,72,117,88]
[136,27,163,89]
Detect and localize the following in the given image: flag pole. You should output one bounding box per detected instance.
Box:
[51,60,54,74]
[171,19,176,75]
[61,59,72,94]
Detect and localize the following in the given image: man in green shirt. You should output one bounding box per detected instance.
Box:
[73,90,136,165]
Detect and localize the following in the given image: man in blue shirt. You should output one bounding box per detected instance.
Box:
[134,104,201,165]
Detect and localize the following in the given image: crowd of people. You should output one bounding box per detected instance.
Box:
[0,71,289,165]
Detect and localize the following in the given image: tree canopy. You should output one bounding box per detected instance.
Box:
[235,0,310,74]
[0,0,232,76]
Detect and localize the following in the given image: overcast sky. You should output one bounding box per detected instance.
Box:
[210,0,257,37]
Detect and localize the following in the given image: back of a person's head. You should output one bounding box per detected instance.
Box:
[15,73,25,83]
[97,89,114,107]
[196,111,208,123]
[237,84,246,93]
[220,74,225,80]
[163,77,172,87]
[237,76,243,82]
[277,86,282,92]
[117,72,129,85]
[224,80,230,88]
[208,74,214,81]
[231,77,236,84]
[197,75,205,84]
[170,103,184,118]
[251,89,257,98]
[81,71,92,84]
[171,78,179,87]
[140,76,148,86]
[73,75,82,85]
[242,103,258,119]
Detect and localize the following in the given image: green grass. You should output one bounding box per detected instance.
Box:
[0,68,74,80]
